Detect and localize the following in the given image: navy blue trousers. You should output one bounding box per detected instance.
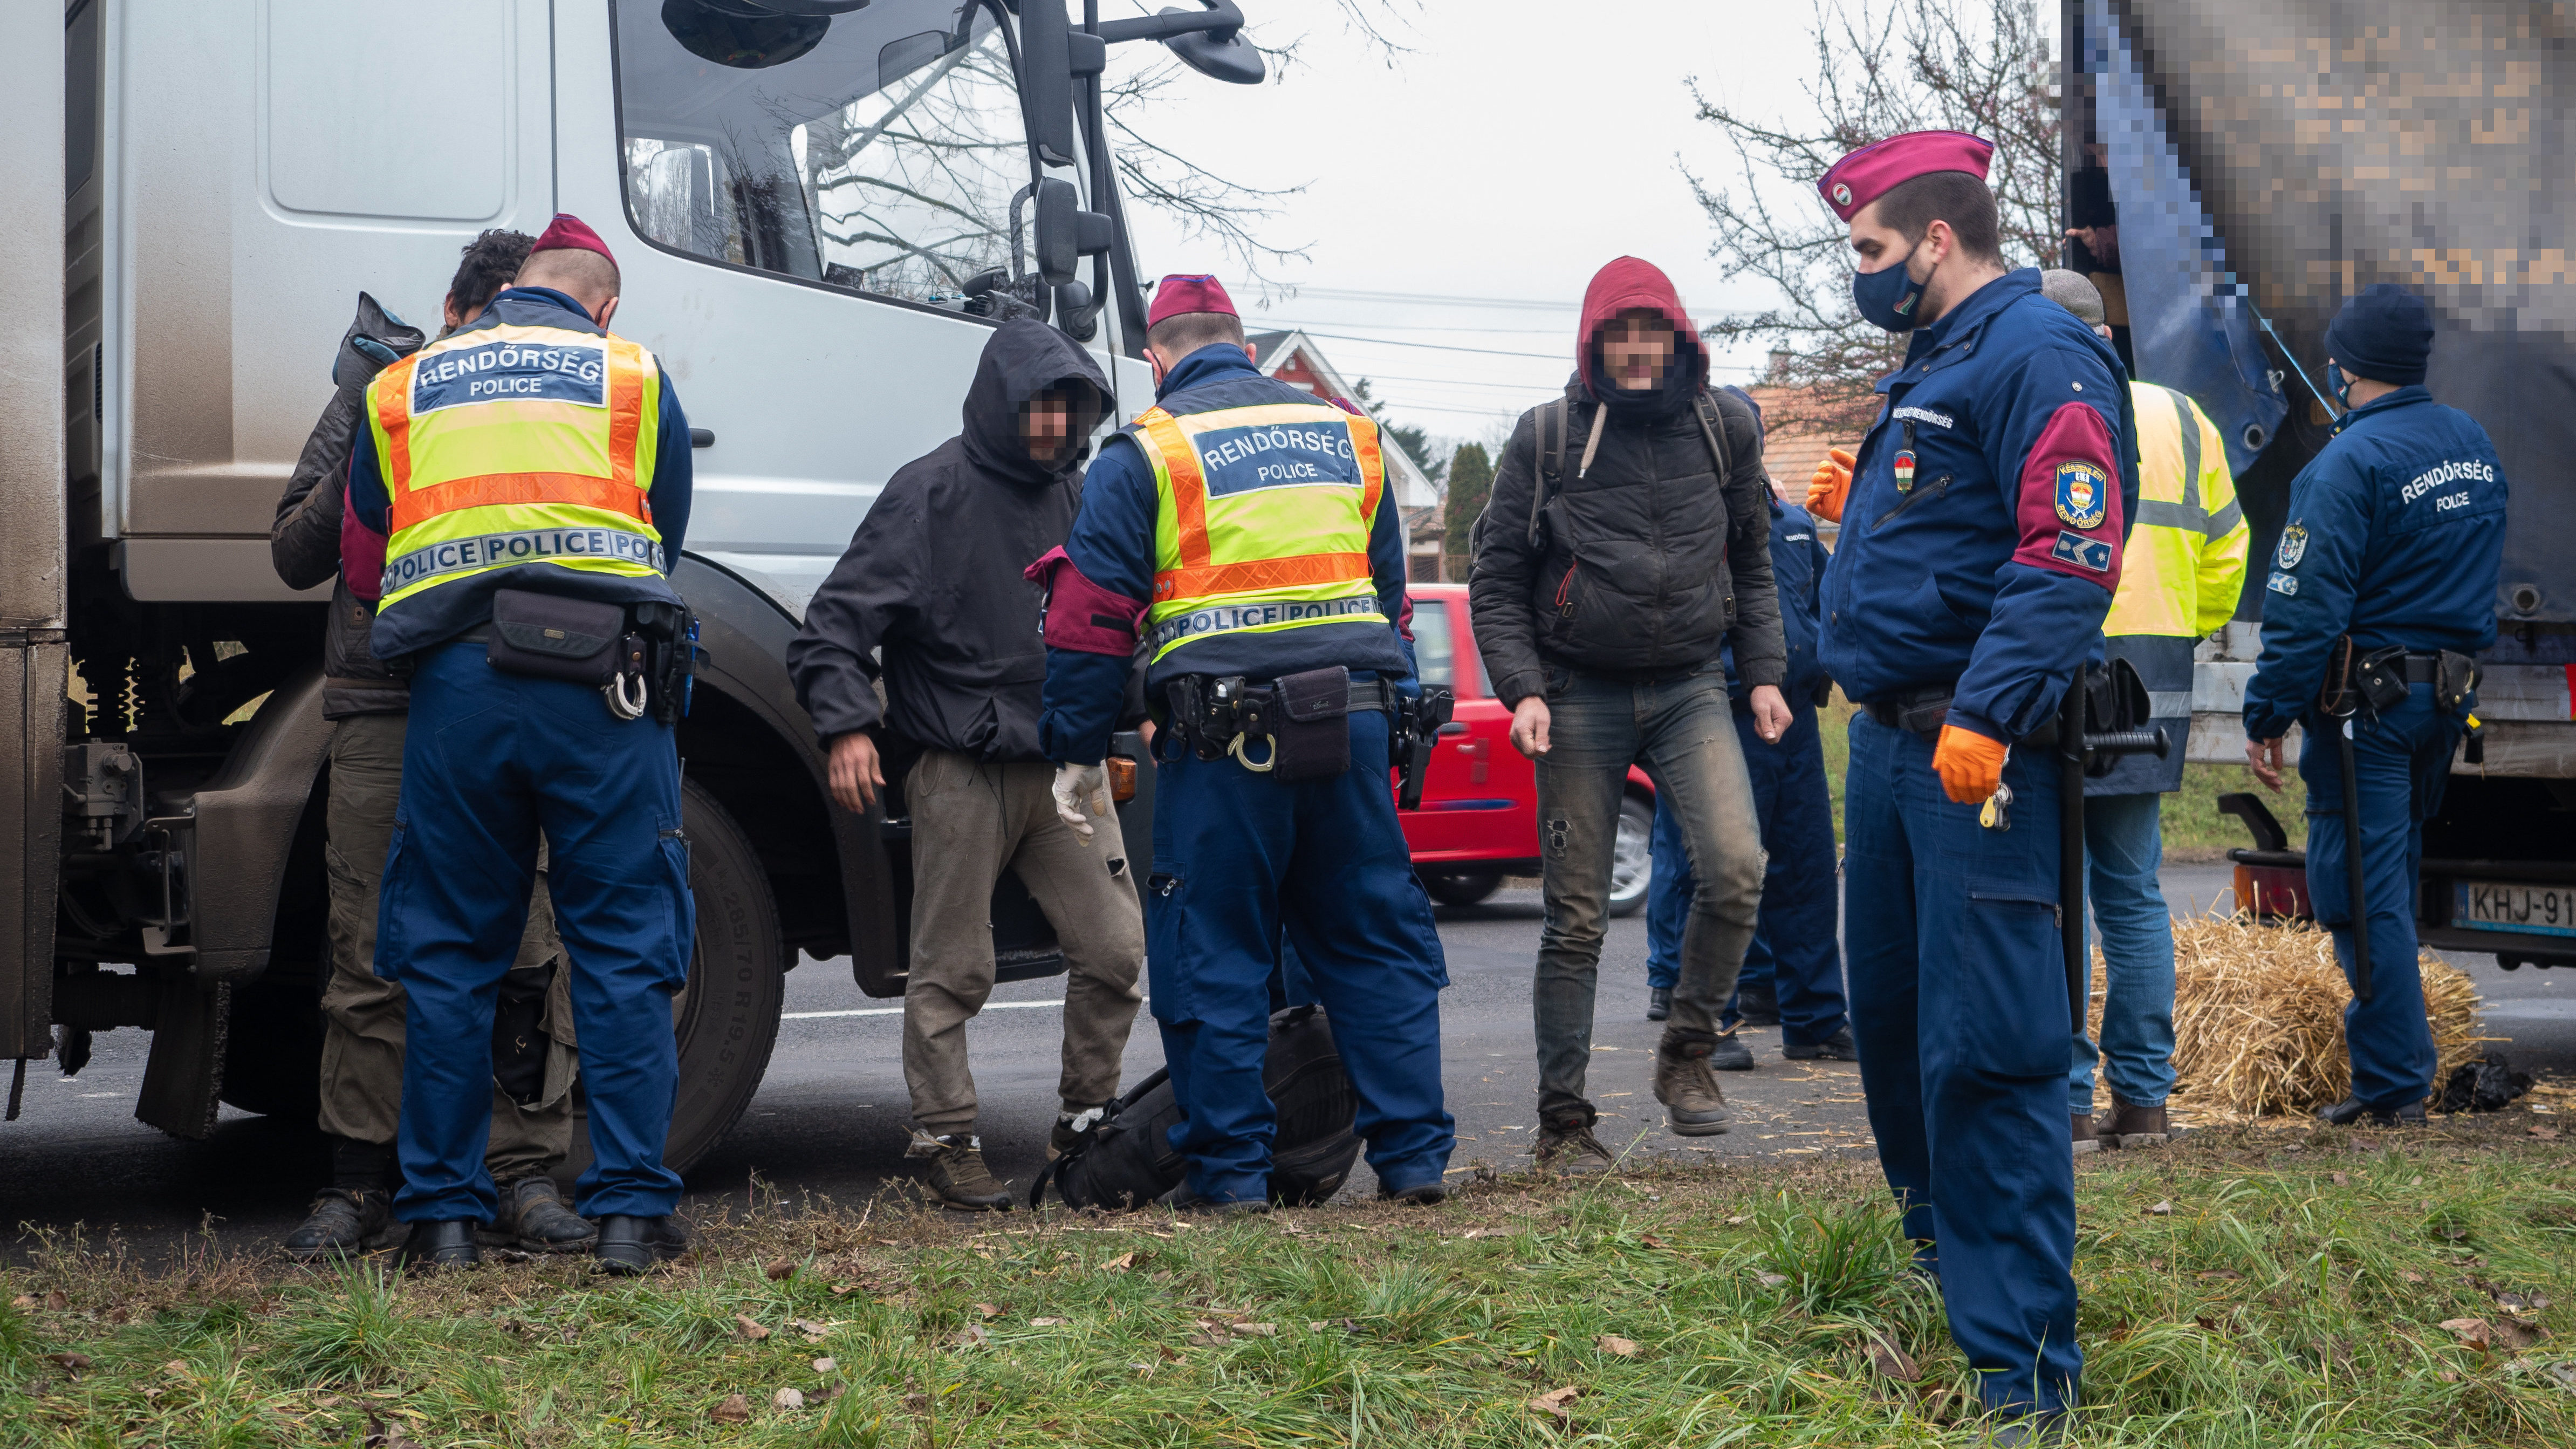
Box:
[383,641,692,1224]
[1646,703,1849,1044]
[1845,712,2080,1415]
[2298,684,2458,1111]
[1148,709,1454,1203]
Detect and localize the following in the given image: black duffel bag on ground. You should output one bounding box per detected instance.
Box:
[1033,1004,1362,1209]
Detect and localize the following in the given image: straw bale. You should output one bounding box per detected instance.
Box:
[2081,915,2489,1118]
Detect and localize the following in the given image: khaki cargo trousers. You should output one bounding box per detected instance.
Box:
[322,713,578,1181]
[903,751,1146,1137]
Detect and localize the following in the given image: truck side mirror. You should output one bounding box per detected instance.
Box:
[1164,14,1264,85]
[1018,0,1080,168]
[1033,177,1113,288]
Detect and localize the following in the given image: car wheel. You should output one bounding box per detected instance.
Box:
[1607,795,1655,918]
[1422,870,1503,908]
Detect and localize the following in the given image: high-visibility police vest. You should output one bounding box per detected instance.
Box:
[1127,393,1389,668]
[366,317,667,614]
[2105,381,2250,640]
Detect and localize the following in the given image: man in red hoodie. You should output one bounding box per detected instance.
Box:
[1468,258,1791,1172]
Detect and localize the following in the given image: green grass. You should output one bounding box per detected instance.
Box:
[6,1121,2572,1446]
[1816,692,2310,859]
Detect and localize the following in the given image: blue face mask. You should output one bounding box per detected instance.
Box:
[2325,360,2354,411]
[1852,241,1930,332]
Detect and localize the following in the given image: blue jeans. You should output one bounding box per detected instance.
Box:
[1845,711,2081,1416]
[1532,664,1764,1117]
[2067,791,2174,1112]
[384,641,691,1224]
[1648,704,1848,1046]
[1147,709,1454,1202]
[2300,684,2458,1110]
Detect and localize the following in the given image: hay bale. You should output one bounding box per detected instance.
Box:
[2081,915,2489,1118]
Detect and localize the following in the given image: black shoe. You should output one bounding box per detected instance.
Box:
[500,1177,598,1253]
[282,1188,390,1261]
[1707,1031,1756,1071]
[2317,1096,2426,1127]
[1782,1028,1859,1061]
[1646,987,1671,1022]
[397,1219,481,1271]
[593,1214,690,1275]
[1734,985,1782,1029]
[1379,1179,1448,1206]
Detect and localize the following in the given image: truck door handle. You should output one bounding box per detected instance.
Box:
[1436,722,1469,736]
[690,428,716,448]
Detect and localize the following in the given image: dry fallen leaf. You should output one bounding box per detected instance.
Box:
[954,1323,990,1349]
[830,1283,856,1296]
[773,1387,806,1410]
[7,1294,32,1309]
[1724,1215,1749,1226]
[44,1290,67,1310]
[2332,1172,2351,1187]
[974,1302,1002,1320]
[1867,1336,1920,1381]
[2496,1291,2556,1315]
[1102,1252,1135,1272]
[709,1393,753,1424]
[764,1258,796,1281]
[363,1414,420,1448]
[2147,1200,2175,1216]
[734,1314,771,1342]
[1031,1317,1068,1328]
[162,1359,191,1379]
[792,1320,832,1343]
[2402,1270,2428,1284]
[43,1352,91,1377]
[1640,1233,1671,1249]
[1307,1321,1327,1331]
[812,1357,837,1373]
[2437,1370,2463,1383]
[2441,1318,2496,1350]
[1597,1334,1640,1358]
[1755,1272,1789,1288]
[1529,1385,1581,1419]
[1230,1322,1278,1337]
[2531,1126,2561,1141]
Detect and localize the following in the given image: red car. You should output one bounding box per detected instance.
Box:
[1399,584,1655,914]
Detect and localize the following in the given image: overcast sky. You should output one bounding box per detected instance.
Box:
[1111,1,1862,455]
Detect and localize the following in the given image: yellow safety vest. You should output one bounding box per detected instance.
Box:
[2104,381,2250,638]
[1128,397,1389,665]
[366,319,666,613]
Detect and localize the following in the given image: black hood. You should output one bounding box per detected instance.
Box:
[958,319,1111,488]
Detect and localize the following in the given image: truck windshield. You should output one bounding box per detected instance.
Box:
[613,0,1031,305]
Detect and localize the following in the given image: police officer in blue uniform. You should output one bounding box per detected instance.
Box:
[1643,485,1854,1064]
[2243,284,2507,1126]
[1035,275,1453,1211]
[1803,133,2139,1433]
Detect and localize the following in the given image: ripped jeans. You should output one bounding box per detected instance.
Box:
[1531,664,1764,1118]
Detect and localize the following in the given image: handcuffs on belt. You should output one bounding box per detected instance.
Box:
[1164,670,1454,803]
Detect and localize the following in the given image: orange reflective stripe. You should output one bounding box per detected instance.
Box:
[607,339,646,491]
[1348,412,1385,523]
[1154,551,1372,603]
[388,472,653,534]
[375,356,419,493]
[1141,408,1211,569]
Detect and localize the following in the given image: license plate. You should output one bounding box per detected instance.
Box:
[2455,880,2576,937]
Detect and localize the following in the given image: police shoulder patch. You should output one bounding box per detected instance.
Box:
[2275,522,2308,570]
[2053,461,2109,530]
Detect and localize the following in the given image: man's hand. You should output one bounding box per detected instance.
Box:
[2246,736,2287,792]
[1509,695,1552,758]
[1052,762,1113,839]
[1931,724,2009,805]
[828,732,885,815]
[1805,447,1856,523]
[1749,684,1792,744]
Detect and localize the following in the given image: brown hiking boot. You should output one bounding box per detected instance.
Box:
[2071,1111,2099,1156]
[1652,1029,1732,1136]
[497,1176,598,1252]
[2095,1096,2170,1150]
[1532,1108,1616,1174]
[909,1130,1012,1211]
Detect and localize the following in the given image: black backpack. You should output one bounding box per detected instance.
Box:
[1031,1004,1362,1209]
[1525,389,1736,549]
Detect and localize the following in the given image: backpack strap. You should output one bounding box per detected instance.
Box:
[1691,389,1736,484]
[1528,397,1567,548]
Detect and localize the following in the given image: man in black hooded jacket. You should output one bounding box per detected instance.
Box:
[1470,256,1791,1174]
[790,320,1146,1211]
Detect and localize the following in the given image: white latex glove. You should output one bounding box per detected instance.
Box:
[1051,762,1113,839]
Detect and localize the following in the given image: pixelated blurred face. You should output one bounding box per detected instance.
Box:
[1020,392,1074,463]
[1598,311,1678,391]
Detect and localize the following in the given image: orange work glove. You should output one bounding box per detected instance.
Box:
[1805,447,1856,523]
[1932,724,2010,805]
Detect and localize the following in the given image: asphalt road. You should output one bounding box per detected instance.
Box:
[6,864,2571,1260]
